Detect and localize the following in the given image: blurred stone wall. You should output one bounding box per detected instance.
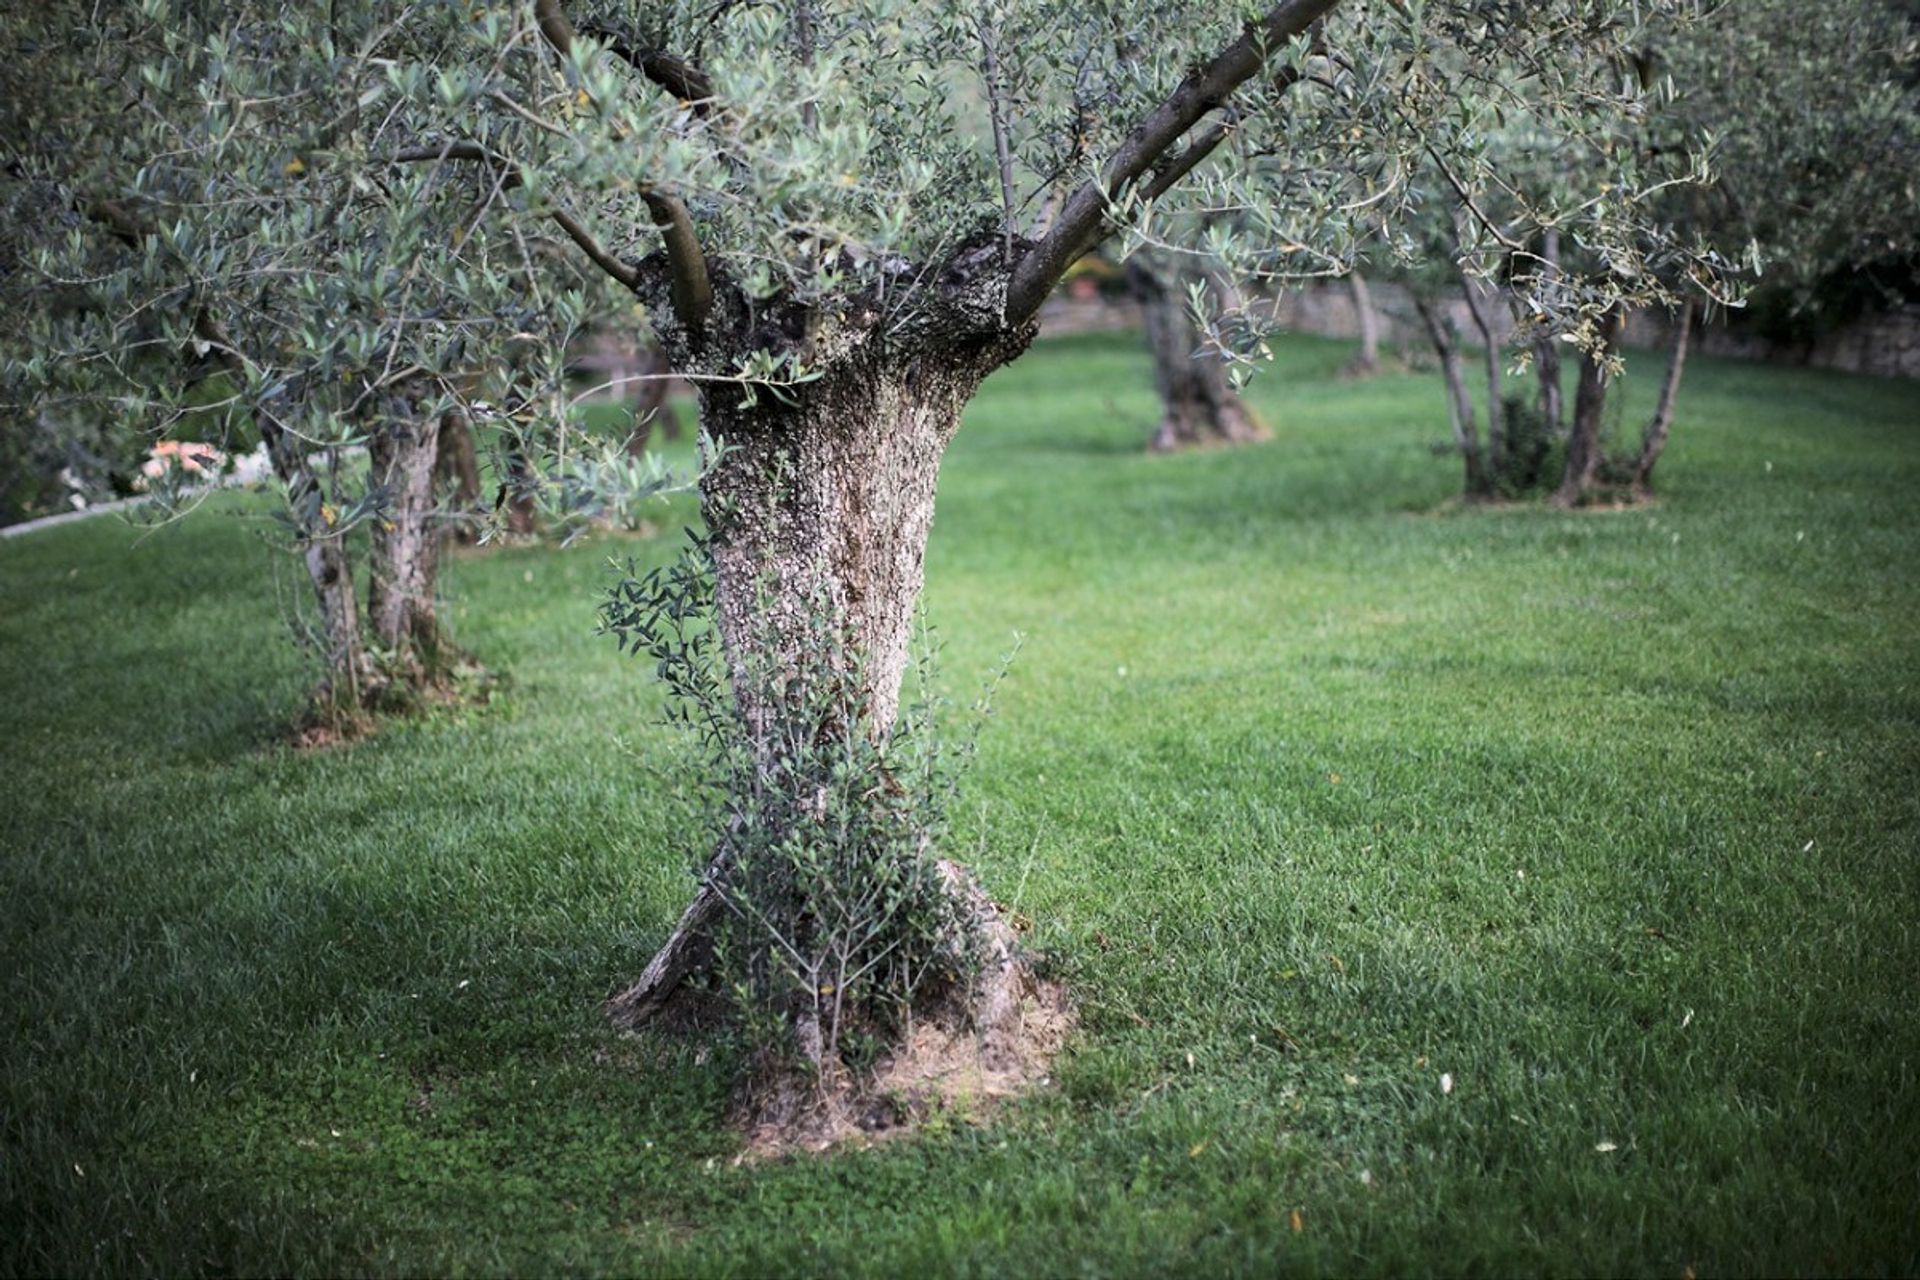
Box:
[1038,283,1920,380]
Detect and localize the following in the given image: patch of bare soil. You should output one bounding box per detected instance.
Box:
[286,707,374,751]
[1407,492,1660,517]
[629,861,1075,1161]
[284,661,501,751]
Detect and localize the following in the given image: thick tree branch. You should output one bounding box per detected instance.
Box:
[638,191,712,331]
[1005,0,1343,324]
[533,0,578,60]
[551,205,642,290]
[533,0,713,333]
[392,140,508,167]
[1133,120,1232,206]
[576,17,715,111]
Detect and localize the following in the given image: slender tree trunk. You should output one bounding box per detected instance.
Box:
[1535,230,1564,436]
[1125,256,1270,451]
[1411,292,1492,500]
[1628,298,1697,497]
[503,446,538,535]
[1536,333,1564,437]
[624,344,676,455]
[435,406,482,545]
[1344,271,1382,377]
[303,531,370,709]
[1551,306,1625,508]
[255,415,373,708]
[1460,277,1506,479]
[191,308,372,709]
[367,407,444,680]
[609,348,1009,1030]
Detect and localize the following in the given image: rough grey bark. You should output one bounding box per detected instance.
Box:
[367,407,444,673]
[1535,230,1565,436]
[1629,298,1697,496]
[1460,277,1506,476]
[608,293,1032,1028]
[1411,291,1492,499]
[1125,256,1270,451]
[1344,270,1382,376]
[1552,305,1625,508]
[303,530,371,707]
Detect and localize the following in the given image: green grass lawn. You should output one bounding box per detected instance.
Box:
[4,332,1918,1277]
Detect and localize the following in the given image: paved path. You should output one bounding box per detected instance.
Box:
[0,495,150,540]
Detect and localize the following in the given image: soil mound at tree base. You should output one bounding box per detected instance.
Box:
[735,861,1074,1160]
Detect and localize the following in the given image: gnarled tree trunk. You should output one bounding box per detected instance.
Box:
[1551,305,1625,508]
[302,530,371,709]
[255,413,374,709]
[1460,277,1506,478]
[1411,291,1493,500]
[1125,256,1269,452]
[367,407,445,680]
[608,338,1023,1030]
[1628,298,1696,498]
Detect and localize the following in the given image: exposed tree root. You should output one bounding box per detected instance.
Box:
[609,860,1073,1159]
[284,657,498,751]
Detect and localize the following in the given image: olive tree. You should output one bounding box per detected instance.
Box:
[1126,252,1270,451]
[0,3,663,720]
[1352,64,1723,503]
[1549,0,1920,505]
[15,0,1719,1104]
[512,0,1713,1063]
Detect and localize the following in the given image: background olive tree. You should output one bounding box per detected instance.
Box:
[1354,0,1920,507]
[0,2,683,722]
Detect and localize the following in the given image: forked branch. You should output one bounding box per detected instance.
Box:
[533,0,713,333]
[1004,0,1344,323]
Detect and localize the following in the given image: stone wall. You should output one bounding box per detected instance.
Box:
[1039,282,1920,380]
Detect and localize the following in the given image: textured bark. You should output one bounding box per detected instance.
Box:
[1344,271,1382,377]
[304,533,371,707]
[367,408,444,674]
[435,407,483,544]
[503,446,538,535]
[249,409,374,705]
[1552,306,1625,508]
[1628,299,1696,496]
[1411,292,1492,500]
[1460,278,1506,476]
[697,358,989,737]
[1126,257,1270,451]
[608,331,1027,1029]
[1535,230,1565,436]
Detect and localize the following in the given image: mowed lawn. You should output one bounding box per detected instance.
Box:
[3,332,1918,1277]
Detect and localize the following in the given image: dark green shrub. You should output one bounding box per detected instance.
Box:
[1495,394,1564,497]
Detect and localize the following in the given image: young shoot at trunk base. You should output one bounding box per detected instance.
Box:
[602,510,1061,1148]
